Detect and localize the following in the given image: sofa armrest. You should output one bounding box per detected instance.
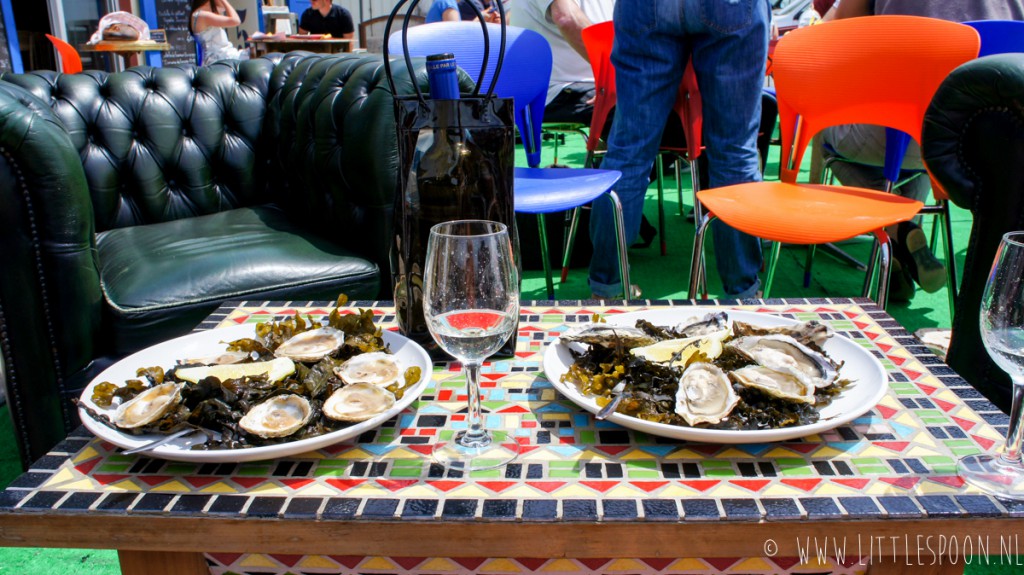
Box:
[0,80,106,467]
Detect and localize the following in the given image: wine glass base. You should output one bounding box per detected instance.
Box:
[432,429,520,471]
[958,454,1024,500]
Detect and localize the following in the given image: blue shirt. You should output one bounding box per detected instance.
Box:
[426,0,460,23]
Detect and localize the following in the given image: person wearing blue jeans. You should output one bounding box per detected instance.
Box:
[588,0,770,298]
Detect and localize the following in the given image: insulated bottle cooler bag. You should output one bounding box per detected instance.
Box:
[384,0,519,358]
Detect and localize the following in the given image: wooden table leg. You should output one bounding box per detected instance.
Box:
[118,550,208,575]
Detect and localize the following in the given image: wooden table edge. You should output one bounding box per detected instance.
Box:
[78,41,172,52]
[2,514,1020,557]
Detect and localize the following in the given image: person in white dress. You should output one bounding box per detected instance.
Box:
[190,0,245,65]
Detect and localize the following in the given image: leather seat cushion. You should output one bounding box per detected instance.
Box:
[96,204,380,354]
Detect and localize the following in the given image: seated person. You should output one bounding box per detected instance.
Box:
[299,0,355,39]
[512,0,614,125]
[821,0,1024,300]
[190,0,244,65]
[427,0,501,23]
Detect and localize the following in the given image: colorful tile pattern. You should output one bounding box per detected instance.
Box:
[0,299,1016,575]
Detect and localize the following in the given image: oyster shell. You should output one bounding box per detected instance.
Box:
[560,323,656,349]
[323,382,396,422]
[729,365,816,404]
[333,352,401,388]
[113,382,185,429]
[274,327,345,362]
[238,394,313,438]
[727,335,839,388]
[675,363,740,426]
[732,320,833,349]
[675,312,730,338]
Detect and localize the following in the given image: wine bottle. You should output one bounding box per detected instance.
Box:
[392,53,520,359]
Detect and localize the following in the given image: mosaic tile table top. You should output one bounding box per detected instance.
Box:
[1,298,1021,575]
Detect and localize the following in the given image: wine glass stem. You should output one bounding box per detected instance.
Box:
[462,361,487,445]
[999,376,1024,466]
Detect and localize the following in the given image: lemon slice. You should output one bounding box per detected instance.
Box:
[175,357,295,384]
[631,329,728,366]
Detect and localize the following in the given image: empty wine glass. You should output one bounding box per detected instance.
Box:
[958,231,1024,499]
[423,220,521,470]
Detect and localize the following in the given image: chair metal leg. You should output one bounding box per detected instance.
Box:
[560,207,582,283]
[940,200,958,320]
[607,191,632,298]
[690,159,701,219]
[690,160,707,297]
[675,158,684,216]
[655,154,667,256]
[803,245,817,288]
[872,230,893,309]
[536,213,555,300]
[762,241,783,299]
[862,240,881,300]
[689,214,714,299]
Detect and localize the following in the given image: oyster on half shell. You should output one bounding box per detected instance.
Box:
[274,327,345,362]
[333,352,401,388]
[729,365,816,404]
[727,335,839,388]
[675,311,730,338]
[674,362,740,426]
[323,382,396,422]
[731,320,833,349]
[113,382,185,429]
[238,394,313,438]
[560,323,656,349]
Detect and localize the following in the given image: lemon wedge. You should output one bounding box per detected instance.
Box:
[175,357,295,384]
[630,329,729,366]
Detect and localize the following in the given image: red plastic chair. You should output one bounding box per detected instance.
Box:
[45,34,83,74]
[579,21,703,260]
[689,16,980,307]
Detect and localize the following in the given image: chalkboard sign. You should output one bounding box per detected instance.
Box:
[154,0,197,66]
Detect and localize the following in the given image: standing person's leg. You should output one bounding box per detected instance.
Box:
[689,0,770,297]
[588,0,686,298]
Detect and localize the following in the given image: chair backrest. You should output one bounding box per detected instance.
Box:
[363,14,425,53]
[45,34,82,74]
[581,21,702,160]
[581,21,615,153]
[964,20,1024,58]
[388,22,552,167]
[773,15,979,184]
[881,20,1024,189]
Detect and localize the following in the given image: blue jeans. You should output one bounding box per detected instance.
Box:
[588,0,770,298]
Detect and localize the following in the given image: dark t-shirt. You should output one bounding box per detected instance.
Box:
[299,5,355,36]
[458,0,493,20]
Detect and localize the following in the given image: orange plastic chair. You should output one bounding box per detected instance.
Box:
[45,34,83,74]
[688,15,980,307]
[579,21,703,260]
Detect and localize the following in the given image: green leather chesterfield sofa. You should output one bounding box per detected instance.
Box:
[0,53,429,467]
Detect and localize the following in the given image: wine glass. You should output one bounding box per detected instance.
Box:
[958,231,1024,499]
[423,220,521,470]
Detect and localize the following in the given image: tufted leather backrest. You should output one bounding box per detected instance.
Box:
[1,60,277,232]
[0,52,438,468]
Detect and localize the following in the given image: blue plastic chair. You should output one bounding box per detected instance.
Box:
[389,22,631,299]
[964,20,1024,57]
[193,34,204,66]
